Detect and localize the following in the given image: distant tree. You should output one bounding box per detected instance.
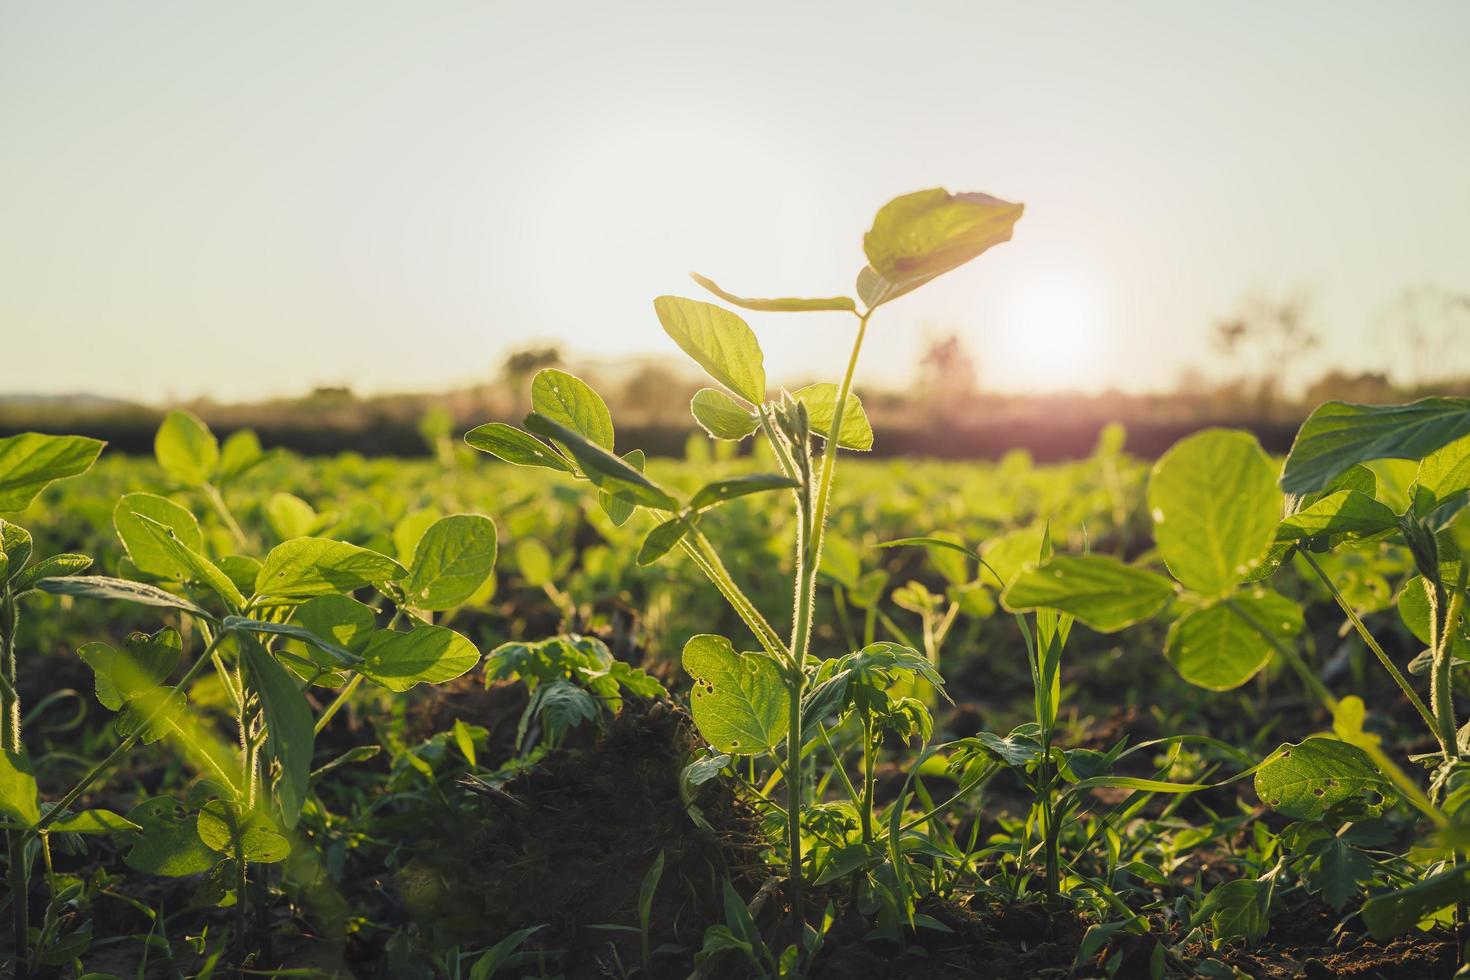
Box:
[1378,284,1470,387]
[1302,370,1396,406]
[1211,288,1321,415]
[621,362,690,423]
[500,345,562,384]
[915,333,979,419]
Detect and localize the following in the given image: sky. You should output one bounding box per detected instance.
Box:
[3,1,1469,404]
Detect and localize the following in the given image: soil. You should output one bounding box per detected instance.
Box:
[376,696,768,979]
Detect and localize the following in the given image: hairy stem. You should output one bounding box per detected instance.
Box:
[1431,565,1468,760]
[1300,552,1439,745]
[2,592,29,976]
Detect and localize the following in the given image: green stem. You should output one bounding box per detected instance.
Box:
[1225,599,1338,713]
[791,310,870,662]
[204,482,248,548]
[1300,552,1438,744]
[314,674,364,735]
[1432,566,1468,760]
[860,715,876,845]
[2,592,29,976]
[679,531,787,660]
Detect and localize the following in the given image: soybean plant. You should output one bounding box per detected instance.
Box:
[2,414,496,973]
[467,189,1023,946]
[1005,399,1470,945]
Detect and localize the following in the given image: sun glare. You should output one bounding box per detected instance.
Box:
[985,269,1110,392]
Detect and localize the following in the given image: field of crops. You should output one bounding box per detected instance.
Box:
[4,190,1470,980]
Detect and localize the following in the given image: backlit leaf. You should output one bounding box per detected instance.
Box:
[0,432,105,511]
[1254,737,1395,820]
[682,634,789,756]
[403,514,498,611]
[690,272,856,313]
[255,537,405,600]
[358,625,480,692]
[464,422,575,473]
[1002,554,1175,632]
[1164,589,1302,690]
[691,388,759,441]
[154,410,219,487]
[113,492,204,580]
[653,296,766,405]
[1148,429,1280,595]
[531,369,615,451]
[792,383,874,451]
[860,188,1023,305]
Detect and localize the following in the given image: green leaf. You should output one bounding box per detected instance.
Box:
[47,808,139,835]
[133,514,246,612]
[1313,837,1372,912]
[637,517,691,566]
[531,369,615,452]
[523,414,678,510]
[980,526,1048,589]
[217,428,265,481]
[358,625,480,692]
[653,296,766,405]
[113,492,204,580]
[1277,490,1398,542]
[0,519,31,579]
[254,537,405,600]
[114,797,215,877]
[859,188,1023,306]
[792,384,874,451]
[403,514,498,611]
[0,432,105,511]
[222,616,360,667]
[691,388,759,441]
[266,492,318,540]
[690,272,856,313]
[464,422,575,473]
[1361,864,1470,940]
[1282,398,1470,495]
[38,575,212,619]
[1202,877,1272,944]
[196,800,290,863]
[1414,433,1470,513]
[154,410,219,487]
[1148,429,1281,595]
[1254,737,1395,820]
[10,553,91,593]
[1001,554,1175,632]
[291,595,376,654]
[238,634,314,828]
[682,634,789,756]
[78,628,182,711]
[1164,589,1302,690]
[599,450,645,527]
[0,749,41,826]
[689,473,799,511]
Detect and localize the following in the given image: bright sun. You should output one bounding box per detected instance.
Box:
[986,269,1109,392]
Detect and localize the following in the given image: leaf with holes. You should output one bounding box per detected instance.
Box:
[1254,738,1395,820]
[682,634,788,756]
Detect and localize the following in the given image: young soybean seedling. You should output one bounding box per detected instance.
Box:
[17,413,496,969]
[468,188,1023,939]
[1004,399,1470,940]
[0,431,105,975]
